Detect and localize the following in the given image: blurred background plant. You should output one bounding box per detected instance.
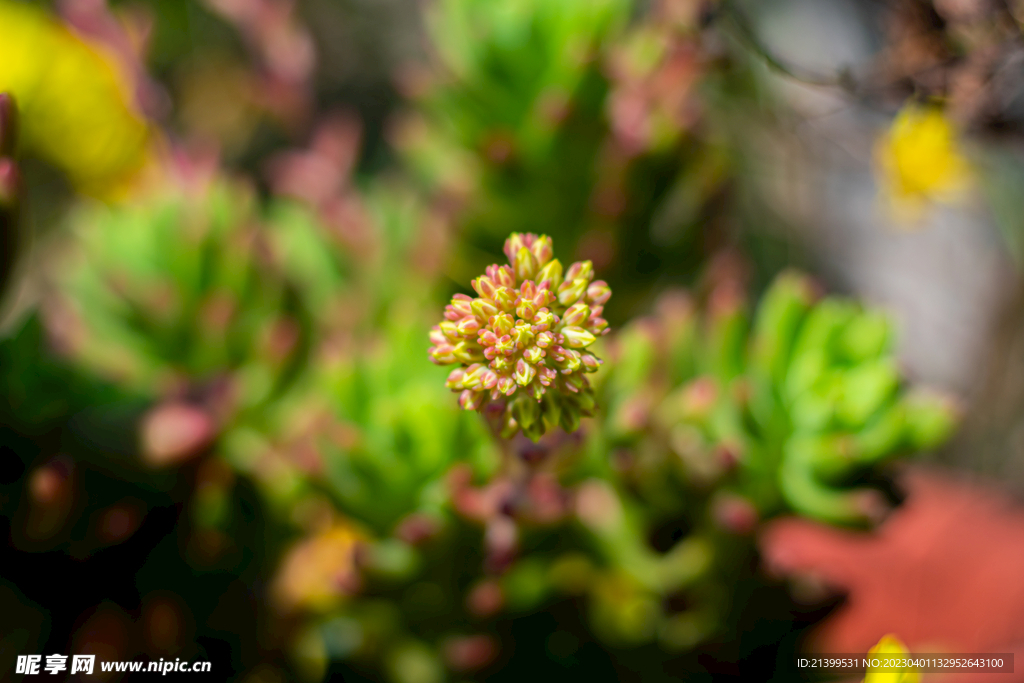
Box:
[3,0,1024,682]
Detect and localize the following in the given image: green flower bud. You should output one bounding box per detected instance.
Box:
[511,321,535,348]
[514,246,539,282]
[561,326,596,349]
[515,359,537,386]
[532,309,556,331]
[512,393,541,429]
[494,286,516,312]
[516,299,537,321]
[536,259,564,288]
[453,341,485,363]
[558,278,589,307]
[472,298,499,321]
[491,312,515,337]
[439,320,461,340]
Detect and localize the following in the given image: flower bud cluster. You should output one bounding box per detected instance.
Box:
[429,233,611,440]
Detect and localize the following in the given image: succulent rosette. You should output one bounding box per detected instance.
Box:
[429,233,611,440]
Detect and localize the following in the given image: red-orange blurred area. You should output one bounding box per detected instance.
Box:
[762,467,1024,682]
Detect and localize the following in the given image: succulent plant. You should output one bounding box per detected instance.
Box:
[518,268,959,651]
[232,313,500,532]
[607,270,958,526]
[49,171,354,428]
[429,233,611,441]
[404,0,629,185]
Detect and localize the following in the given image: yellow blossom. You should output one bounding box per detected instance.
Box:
[272,521,364,613]
[875,103,970,221]
[0,0,149,197]
[863,634,920,683]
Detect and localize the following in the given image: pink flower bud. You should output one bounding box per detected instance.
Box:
[562,302,590,327]
[587,280,611,305]
[472,276,497,299]
[564,260,593,284]
[530,235,553,265]
[446,368,467,389]
[429,344,456,364]
[429,325,447,345]
[458,317,481,336]
[496,375,516,396]
[487,264,516,288]
[503,233,530,264]
[460,389,486,410]
[480,368,498,389]
[536,331,555,348]
[450,293,474,317]
[519,279,538,301]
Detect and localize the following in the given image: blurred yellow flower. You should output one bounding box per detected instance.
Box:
[875,103,970,221]
[863,634,920,683]
[272,521,364,613]
[0,0,149,197]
